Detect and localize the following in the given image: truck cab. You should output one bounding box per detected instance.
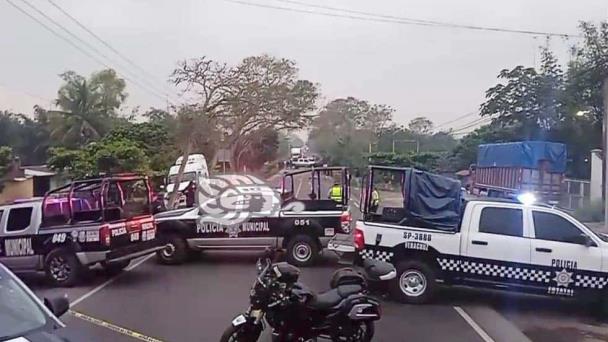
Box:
[165,154,209,208]
[0,175,163,286]
[350,165,608,311]
[154,167,351,267]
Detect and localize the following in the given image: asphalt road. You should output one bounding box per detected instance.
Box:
[20,171,608,342]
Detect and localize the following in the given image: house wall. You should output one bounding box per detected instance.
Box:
[0,178,33,204]
[590,149,602,202]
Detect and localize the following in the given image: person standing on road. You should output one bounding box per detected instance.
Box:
[328,181,342,202]
[370,187,380,213]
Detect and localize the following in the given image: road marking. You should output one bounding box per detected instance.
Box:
[453,306,495,342]
[70,309,165,342]
[70,254,154,307]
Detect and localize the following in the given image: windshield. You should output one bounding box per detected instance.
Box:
[0,270,48,339]
[167,172,197,185]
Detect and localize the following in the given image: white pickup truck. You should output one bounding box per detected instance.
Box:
[350,166,608,313]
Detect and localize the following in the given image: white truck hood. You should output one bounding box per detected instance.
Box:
[166,181,191,193]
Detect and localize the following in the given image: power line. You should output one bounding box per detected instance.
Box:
[450,116,494,134]
[5,0,173,105]
[226,0,580,38]
[434,111,478,130]
[17,0,171,103]
[45,0,176,98]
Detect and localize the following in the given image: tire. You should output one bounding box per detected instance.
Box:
[45,248,82,287]
[219,322,262,342]
[101,260,130,276]
[155,234,189,265]
[389,260,437,304]
[592,293,608,320]
[286,234,319,267]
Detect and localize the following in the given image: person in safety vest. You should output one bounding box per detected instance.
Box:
[370,187,380,213]
[328,181,342,202]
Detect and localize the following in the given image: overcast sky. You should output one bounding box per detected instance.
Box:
[1,0,607,133]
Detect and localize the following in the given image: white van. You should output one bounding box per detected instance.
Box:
[166,154,209,208]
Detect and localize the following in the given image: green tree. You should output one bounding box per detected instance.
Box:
[104,117,176,174]
[48,69,127,147]
[450,123,520,171]
[367,151,441,171]
[220,55,318,170]
[47,139,149,178]
[408,117,434,135]
[0,146,13,191]
[0,110,49,164]
[480,49,564,139]
[308,97,392,170]
[238,128,281,170]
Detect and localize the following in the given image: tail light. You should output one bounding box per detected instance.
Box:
[99,224,111,246]
[354,226,364,250]
[340,211,352,233]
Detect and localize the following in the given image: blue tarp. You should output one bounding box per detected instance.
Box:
[406,169,462,231]
[477,141,567,173]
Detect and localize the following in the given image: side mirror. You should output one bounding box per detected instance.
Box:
[44,296,69,317]
[573,234,595,247]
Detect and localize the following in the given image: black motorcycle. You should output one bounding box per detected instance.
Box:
[220,250,396,342]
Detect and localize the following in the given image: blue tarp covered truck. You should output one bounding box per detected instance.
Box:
[471,141,566,203]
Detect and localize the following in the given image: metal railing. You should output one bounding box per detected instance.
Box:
[560,178,591,210]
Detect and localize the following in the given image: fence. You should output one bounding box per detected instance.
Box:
[560,178,591,210]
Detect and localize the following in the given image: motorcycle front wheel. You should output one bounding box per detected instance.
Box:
[332,321,374,342]
[219,322,262,342]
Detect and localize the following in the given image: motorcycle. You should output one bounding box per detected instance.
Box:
[220,249,396,342]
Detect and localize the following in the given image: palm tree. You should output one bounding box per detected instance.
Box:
[48,70,126,148]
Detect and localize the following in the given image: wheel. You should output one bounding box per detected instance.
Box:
[592,292,608,319]
[45,248,82,287]
[219,322,262,342]
[155,234,189,265]
[101,260,130,276]
[333,321,374,342]
[389,260,437,304]
[286,235,319,267]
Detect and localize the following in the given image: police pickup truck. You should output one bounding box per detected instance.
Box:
[154,167,351,267]
[348,165,608,312]
[0,174,162,286]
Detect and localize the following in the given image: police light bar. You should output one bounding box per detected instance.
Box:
[517,192,536,205]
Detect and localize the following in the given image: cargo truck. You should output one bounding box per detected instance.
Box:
[470,141,566,204]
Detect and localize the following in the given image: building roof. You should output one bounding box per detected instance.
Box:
[22,165,55,177]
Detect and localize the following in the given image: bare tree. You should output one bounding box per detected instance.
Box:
[221,55,318,170]
[167,54,318,195]
[166,57,234,209]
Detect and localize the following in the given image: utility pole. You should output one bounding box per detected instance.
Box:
[603,78,608,229]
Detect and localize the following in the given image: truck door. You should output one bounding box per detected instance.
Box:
[529,209,602,297]
[0,204,41,271]
[461,203,532,287]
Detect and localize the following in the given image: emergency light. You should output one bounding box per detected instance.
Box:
[516,192,536,206]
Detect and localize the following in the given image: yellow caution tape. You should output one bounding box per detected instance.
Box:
[69,310,165,342]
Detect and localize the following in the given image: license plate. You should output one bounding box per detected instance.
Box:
[142,230,155,241]
[232,315,246,326]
